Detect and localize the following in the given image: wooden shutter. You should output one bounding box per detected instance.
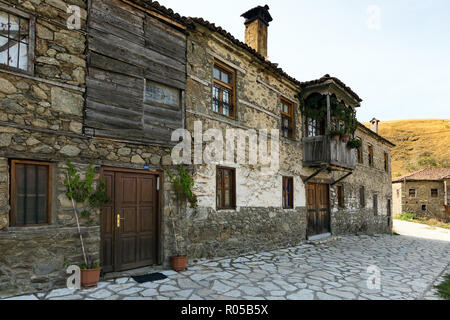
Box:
[11,160,52,226]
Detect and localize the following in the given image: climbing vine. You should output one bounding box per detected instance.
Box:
[166,165,198,209]
[297,93,358,137]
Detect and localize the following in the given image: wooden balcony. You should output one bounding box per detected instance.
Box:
[303,136,357,170]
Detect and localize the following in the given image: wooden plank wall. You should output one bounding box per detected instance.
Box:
[86,0,186,145]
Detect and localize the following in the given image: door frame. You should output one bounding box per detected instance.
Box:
[305,182,331,238]
[100,166,163,272]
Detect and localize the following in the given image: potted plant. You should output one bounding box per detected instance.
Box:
[342,132,351,143]
[80,262,102,288]
[329,129,343,141]
[166,166,198,271]
[347,139,362,149]
[64,161,111,288]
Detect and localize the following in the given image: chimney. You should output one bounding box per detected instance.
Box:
[370,118,380,134]
[241,5,273,59]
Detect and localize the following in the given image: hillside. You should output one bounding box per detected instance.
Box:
[363,119,450,178]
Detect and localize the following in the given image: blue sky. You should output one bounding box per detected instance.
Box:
[160,0,450,122]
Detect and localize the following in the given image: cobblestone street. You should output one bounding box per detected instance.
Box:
[4,232,449,301]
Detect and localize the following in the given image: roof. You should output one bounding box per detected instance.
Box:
[392,168,450,183]
[357,122,396,147]
[299,74,362,103]
[134,1,361,102]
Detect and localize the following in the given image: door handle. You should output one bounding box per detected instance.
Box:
[117,214,125,228]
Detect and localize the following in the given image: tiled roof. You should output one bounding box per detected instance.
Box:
[392,168,450,183]
[135,1,361,102]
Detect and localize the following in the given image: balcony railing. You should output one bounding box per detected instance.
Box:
[302,136,357,170]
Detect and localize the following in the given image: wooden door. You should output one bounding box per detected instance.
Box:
[101,169,158,273]
[306,183,330,237]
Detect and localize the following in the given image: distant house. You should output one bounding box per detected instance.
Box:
[393,169,450,221]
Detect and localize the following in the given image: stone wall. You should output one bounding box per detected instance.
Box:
[183,20,393,262]
[327,127,393,235]
[394,181,447,221]
[0,0,178,297]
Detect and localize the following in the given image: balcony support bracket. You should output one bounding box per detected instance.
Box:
[302,165,329,184]
[331,171,353,186]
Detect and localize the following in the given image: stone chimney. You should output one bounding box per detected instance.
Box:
[370,118,380,134]
[241,5,273,59]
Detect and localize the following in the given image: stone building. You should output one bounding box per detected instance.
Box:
[0,0,394,297]
[393,168,450,221]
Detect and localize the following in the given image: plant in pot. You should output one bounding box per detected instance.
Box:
[166,165,198,272]
[347,139,362,149]
[64,160,111,288]
[329,129,344,141]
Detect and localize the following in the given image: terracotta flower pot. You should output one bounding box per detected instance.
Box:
[332,135,340,141]
[342,135,350,143]
[171,255,188,272]
[81,268,101,288]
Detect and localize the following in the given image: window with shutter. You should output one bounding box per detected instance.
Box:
[11,160,52,226]
[282,177,294,209]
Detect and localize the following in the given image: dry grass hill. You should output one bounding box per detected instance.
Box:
[363,119,450,178]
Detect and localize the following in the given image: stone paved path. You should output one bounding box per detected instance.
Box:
[3,234,449,300]
[393,219,450,242]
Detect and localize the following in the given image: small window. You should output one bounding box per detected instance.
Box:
[422,205,427,211]
[337,184,344,208]
[360,186,366,208]
[396,189,400,198]
[212,61,235,118]
[10,160,52,226]
[282,177,294,209]
[216,167,235,210]
[368,145,374,168]
[431,189,438,198]
[0,8,34,73]
[357,139,363,164]
[409,189,416,198]
[280,98,294,139]
[384,152,389,172]
[373,194,378,216]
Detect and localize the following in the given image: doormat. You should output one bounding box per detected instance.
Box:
[132,273,168,284]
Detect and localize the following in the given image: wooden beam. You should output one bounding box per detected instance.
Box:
[302,165,328,184]
[121,0,186,31]
[331,172,353,186]
[326,94,331,135]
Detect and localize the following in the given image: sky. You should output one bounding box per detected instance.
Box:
[159,0,450,122]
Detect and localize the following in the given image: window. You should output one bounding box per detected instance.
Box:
[409,189,416,198]
[216,167,235,210]
[337,184,344,208]
[0,7,34,73]
[280,98,294,139]
[384,152,389,172]
[10,160,52,226]
[422,205,427,211]
[373,194,378,216]
[357,139,363,164]
[213,61,235,118]
[368,145,374,168]
[431,189,438,198]
[396,189,400,198]
[360,186,366,208]
[305,118,326,137]
[282,177,294,209]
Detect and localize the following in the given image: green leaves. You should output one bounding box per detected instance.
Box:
[64,160,111,210]
[167,165,198,209]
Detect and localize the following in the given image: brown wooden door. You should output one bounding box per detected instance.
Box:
[101,169,158,273]
[306,183,330,237]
